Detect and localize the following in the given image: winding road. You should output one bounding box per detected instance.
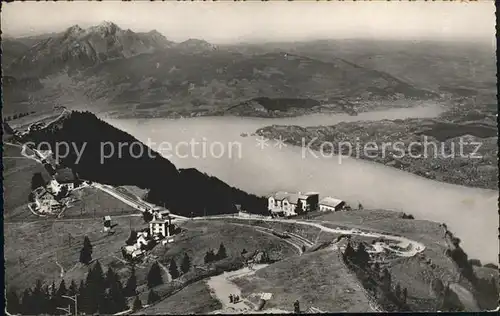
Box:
[194,215,426,258]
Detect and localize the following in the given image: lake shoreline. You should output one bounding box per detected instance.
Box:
[103,105,498,263]
[255,122,498,191]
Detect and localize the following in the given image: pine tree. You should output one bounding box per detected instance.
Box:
[395,283,402,300]
[51,280,57,297]
[132,296,143,311]
[147,262,164,288]
[295,199,304,214]
[126,230,138,245]
[356,243,370,267]
[55,279,68,314]
[78,279,86,313]
[6,289,20,315]
[68,280,78,296]
[85,261,106,314]
[21,288,32,315]
[216,243,227,260]
[105,266,119,289]
[43,284,53,315]
[143,211,154,223]
[108,277,127,314]
[57,279,67,297]
[344,241,355,260]
[80,236,93,265]
[381,268,392,292]
[147,289,160,304]
[402,287,408,303]
[181,253,191,274]
[30,280,43,315]
[124,266,138,297]
[31,172,46,190]
[169,258,180,279]
[204,249,215,264]
[47,282,58,315]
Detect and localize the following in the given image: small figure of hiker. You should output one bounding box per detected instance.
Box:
[229,294,234,303]
[294,300,300,314]
[358,202,364,210]
[234,295,240,303]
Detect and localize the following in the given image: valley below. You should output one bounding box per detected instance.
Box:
[2,17,498,315]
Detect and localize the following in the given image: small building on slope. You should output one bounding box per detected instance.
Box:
[319,197,346,212]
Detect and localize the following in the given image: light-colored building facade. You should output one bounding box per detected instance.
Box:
[268,191,319,217]
[149,212,173,238]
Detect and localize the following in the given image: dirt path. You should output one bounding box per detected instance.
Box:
[197,215,426,258]
[157,261,173,282]
[55,260,65,278]
[206,265,289,314]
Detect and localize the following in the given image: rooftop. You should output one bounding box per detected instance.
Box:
[319,197,345,208]
[270,191,315,203]
[150,219,169,224]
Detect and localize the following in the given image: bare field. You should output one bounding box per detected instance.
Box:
[62,186,138,218]
[153,220,297,267]
[4,216,146,290]
[2,143,52,220]
[221,218,323,244]
[138,280,222,315]
[308,209,445,244]
[4,219,297,301]
[232,249,374,313]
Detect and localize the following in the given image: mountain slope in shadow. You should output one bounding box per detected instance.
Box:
[24,111,268,217]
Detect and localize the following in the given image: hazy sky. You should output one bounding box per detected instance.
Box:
[2,1,495,43]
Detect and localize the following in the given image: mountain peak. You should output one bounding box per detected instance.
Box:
[98,21,117,29]
[148,30,162,36]
[90,21,120,35]
[177,38,217,51]
[64,25,84,37]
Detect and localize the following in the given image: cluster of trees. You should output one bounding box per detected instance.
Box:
[343,241,371,268]
[31,172,48,190]
[204,243,227,264]
[400,213,415,219]
[25,111,269,217]
[431,278,464,311]
[4,111,35,122]
[6,261,141,315]
[147,253,192,289]
[342,241,409,311]
[444,234,499,309]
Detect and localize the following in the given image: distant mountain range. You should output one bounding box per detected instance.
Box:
[2,21,447,117]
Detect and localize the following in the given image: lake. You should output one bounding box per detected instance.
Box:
[103,104,498,263]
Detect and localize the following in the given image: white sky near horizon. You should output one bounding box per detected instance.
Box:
[1,1,495,44]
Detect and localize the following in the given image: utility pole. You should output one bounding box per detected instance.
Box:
[61,294,78,316]
[56,305,71,316]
